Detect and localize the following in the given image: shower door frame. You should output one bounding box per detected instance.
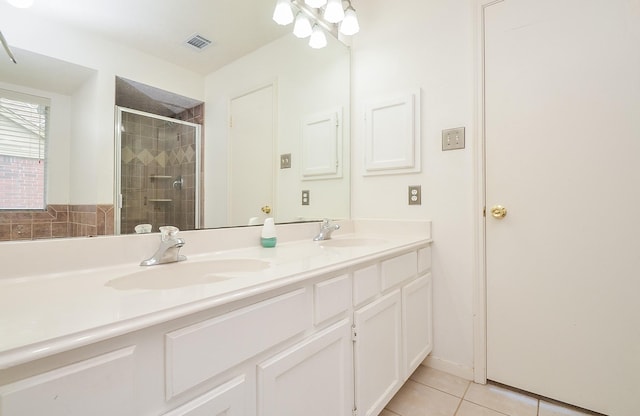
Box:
[114,106,201,235]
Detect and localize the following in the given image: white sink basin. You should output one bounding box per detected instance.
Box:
[319,238,387,248]
[106,259,271,290]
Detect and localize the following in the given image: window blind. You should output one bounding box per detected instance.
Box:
[0,89,50,159]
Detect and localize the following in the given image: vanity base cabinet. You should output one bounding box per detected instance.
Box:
[0,243,432,416]
[353,290,403,416]
[352,246,433,416]
[257,319,353,416]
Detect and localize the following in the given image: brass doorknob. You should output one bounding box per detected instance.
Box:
[491,205,507,219]
[261,205,271,214]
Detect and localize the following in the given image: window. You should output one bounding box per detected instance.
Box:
[0,89,49,210]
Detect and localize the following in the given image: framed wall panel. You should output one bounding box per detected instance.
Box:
[301,108,343,180]
[364,90,421,175]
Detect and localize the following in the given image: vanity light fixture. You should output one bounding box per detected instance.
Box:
[339,3,360,36]
[293,13,313,38]
[305,0,327,7]
[5,0,34,8]
[272,0,359,49]
[323,0,345,23]
[309,24,328,49]
[273,0,294,25]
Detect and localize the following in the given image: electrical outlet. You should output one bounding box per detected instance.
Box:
[280,153,292,169]
[408,185,421,205]
[442,127,465,151]
[301,190,310,206]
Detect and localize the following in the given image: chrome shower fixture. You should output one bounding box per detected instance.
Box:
[172,175,184,190]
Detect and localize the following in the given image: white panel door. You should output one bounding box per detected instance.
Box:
[229,84,274,226]
[484,1,640,415]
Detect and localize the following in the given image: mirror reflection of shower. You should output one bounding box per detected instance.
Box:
[116,108,201,235]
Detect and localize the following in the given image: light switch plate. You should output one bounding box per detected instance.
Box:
[302,190,310,206]
[280,153,292,169]
[442,127,465,151]
[408,185,421,205]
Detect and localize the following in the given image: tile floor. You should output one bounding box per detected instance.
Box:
[380,366,598,416]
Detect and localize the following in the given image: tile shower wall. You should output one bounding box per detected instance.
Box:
[0,204,114,241]
[120,107,201,234]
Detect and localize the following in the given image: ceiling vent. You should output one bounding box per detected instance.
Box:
[185,34,213,51]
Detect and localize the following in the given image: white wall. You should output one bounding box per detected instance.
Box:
[351,0,476,376]
[1,4,205,205]
[204,34,350,228]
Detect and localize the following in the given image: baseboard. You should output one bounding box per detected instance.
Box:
[422,355,474,381]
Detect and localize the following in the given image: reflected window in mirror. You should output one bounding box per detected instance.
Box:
[0,89,49,210]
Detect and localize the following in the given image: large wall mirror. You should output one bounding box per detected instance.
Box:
[0,0,350,242]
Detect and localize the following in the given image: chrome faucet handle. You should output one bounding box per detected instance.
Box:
[141,226,186,266]
[313,218,340,241]
[159,225,180,242]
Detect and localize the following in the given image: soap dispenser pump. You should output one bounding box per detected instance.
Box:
[261,218,277,248]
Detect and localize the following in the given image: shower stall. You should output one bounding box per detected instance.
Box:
[115,107,201,235]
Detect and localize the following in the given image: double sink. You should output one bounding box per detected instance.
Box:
[106,237,387,290]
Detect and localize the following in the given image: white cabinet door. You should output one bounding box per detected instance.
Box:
[162,376,247,416]
[402,273,433,378]
[257,319,353,416]
[354,290,402,416]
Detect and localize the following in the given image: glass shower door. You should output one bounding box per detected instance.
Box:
[115,107,200,235]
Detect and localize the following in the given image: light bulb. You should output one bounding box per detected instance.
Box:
[293,13,313,38]
[272,0,294,26]
[6,0,34,7]
[323,0,345,23]
[309,25,327,49]
[305,0,327,7]
[339,8,359,35]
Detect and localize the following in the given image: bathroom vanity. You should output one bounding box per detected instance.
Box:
[0,220,432,416]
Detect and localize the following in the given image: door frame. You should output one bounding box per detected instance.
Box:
[472,0,505,385]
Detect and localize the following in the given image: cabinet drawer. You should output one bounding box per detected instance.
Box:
[314,274,351,325]
[162,376,247,416]
[418,246,432,274]
[166,289,310,398]
[0,347,135,416]
[353,264,379,307]
[381,252,417,291]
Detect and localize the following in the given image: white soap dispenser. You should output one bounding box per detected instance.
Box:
[260,218,277,248]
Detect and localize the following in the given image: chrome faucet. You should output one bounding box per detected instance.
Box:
[140,226,187,266]
[313,219,340,241]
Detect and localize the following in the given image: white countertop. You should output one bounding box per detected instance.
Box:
[0,222,431,369]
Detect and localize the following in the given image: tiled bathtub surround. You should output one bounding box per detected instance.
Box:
[0,204,114,241]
